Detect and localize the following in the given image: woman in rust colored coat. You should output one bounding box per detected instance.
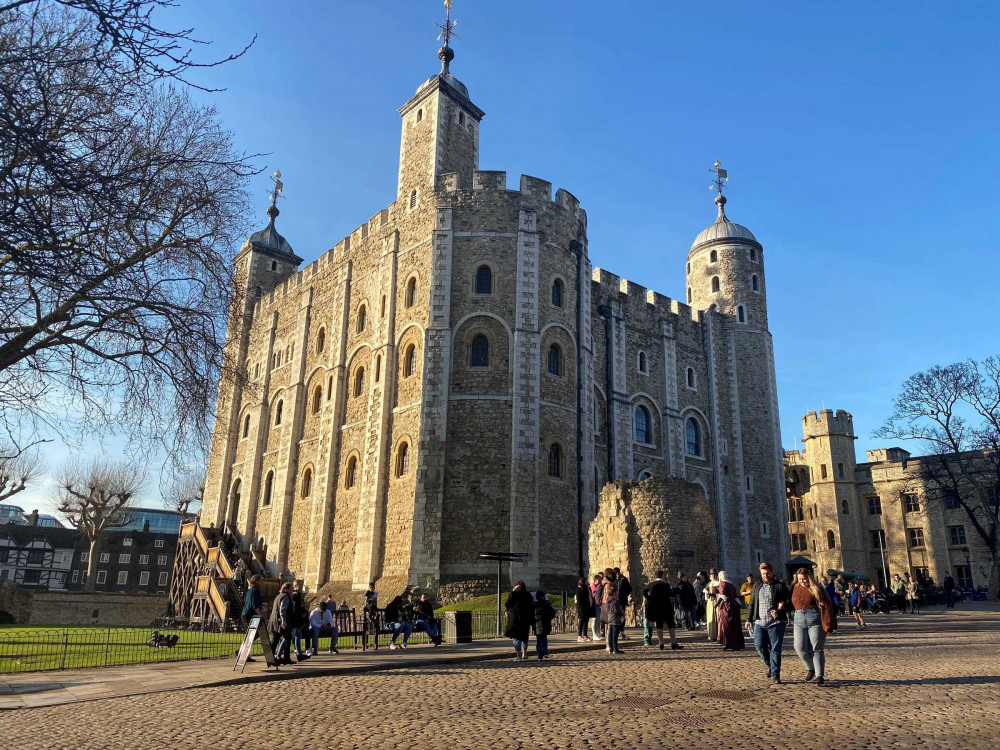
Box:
[716,570,745,651]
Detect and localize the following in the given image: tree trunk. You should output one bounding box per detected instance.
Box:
[85,537,100,593]
[990,545,1000,602]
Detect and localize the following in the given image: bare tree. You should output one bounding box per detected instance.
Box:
[165,470,203,516]
[876,357,1000,600]
[0,444,43,501]
[57,458,145,591]
[0,1,257,462]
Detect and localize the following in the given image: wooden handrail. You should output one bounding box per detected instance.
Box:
[207,577,229,622]
[215,549,234,580]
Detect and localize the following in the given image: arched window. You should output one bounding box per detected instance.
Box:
[312,385,322,414]
[686,417,701,456]
[686,262,691,275]
[711,276,720,293]
[254,363,260,379]
[737,305,746,323]
[403,344,416,378]
[752,274,759,291]
[416,108,423,123]
[242,413,251,439]
[547,344,562,376]
[357,305,367,333]
[634,405,651,443]
[316,327,326,354]
[345,456,358,489]
[458,111,466,127]
[827,530,836,549]
[301,468,312,498]
[710,250,718,263]
[405,277,417,308]
[262,471,274,507]
[395,442,410,478]
[637,351,647,373]
[229,479,241,525]
[409,189,418,210]
[750,248,757,261]
[551,279,564,307]
[686,367,696,389]
[475,265,492,295]
[841,499,849,515]
[548,443,563,479]
[687,287,692,304]
[375,354,381,383]
[353,367,365,397]
[274,400,283,426]
[470,335,489,368]
[638,470,653,481]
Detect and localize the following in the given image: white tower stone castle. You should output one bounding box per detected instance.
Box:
[195,16,789,603]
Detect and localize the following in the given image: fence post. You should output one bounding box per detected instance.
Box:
[201,622,207,659]
[103,627,111,667]
[60,629,68,670]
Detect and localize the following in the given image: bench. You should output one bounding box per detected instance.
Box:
[364,608,443,650]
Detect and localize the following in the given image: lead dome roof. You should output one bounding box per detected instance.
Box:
[690,196,758,251]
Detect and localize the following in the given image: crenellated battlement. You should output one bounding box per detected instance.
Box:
[588,267,698,322]
[444,170,586,223]
[802,408,855,439]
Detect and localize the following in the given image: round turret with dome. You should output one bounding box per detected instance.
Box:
[685,166,766,329]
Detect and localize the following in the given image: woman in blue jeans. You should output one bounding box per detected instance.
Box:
[790,567,834,685]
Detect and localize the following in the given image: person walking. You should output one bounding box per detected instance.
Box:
[790,567,834,685]
[504,581,534,661]
[615,567,633,639]
[848,583,867,629]
[715,571,745,651]
[677,572,697,630]
[906,575,921,614]
[290,580,311,661]
[834,575,847,616]
[602,569,625,654]
[268,581,295,665]
[705,569,720,642]
[746,561,793,684]
[575,576,594,642]
[890,574,907,613]
[241,574,264,628]
[533,589,556,660]
[943,572,957,609]
[642,570,683,650]
[693,571,707,628]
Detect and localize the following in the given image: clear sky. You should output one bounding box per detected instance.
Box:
[17,1,1000,513]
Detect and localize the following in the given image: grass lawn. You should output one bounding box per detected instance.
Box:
[434,593,569,615]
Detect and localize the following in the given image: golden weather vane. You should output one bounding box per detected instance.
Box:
[709,160,728,197]
[269,169,284,209]
[436,0,459,49]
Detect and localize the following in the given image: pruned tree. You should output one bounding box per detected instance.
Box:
[876,356,1000,600]
[0,444,43,501]
[0,1,257,463]
[166,471,203,516]
[57,458,145,591]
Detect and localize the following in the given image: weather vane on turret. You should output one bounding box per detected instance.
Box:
[267,169,284,222]
[709,161,728,197]
[436,0,459,75]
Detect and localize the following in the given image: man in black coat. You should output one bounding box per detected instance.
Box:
[676,572,697,630]
[614,568,633,639]
[643,570,683,650]
[745,562,794,684]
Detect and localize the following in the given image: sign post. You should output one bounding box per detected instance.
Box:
[233,616,278,672]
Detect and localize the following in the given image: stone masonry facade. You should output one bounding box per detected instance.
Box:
[786,409,994,591]
[197,52,789,602]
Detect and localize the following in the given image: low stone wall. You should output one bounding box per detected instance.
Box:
[0,586,168,626]
[588,477,719,594]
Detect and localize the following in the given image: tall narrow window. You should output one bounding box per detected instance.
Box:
[375,354,381,383]
[327,375,334,400]
[242,414,251,439]
[820,464,828,479]
[551,279,563,307]
[737,305,746,323]
[752,274,759,291]
[396,443,410,478]
[405,277,417,308]
[827,530,836,549]
[686,367,696,389]
[548,443,563,479]
[409,189,417,210]
[711,276,720,293]
[274,400,283,426]
[357,305,367,333]
[345,456,357,489]
[709,250,718,263]
[381,295,387,317]
[312,386,322,414]
[316,328,326,353]
[416,108,423,123]
[547,344,562,376]
[301,468,312,498]
[403,344,416,377]
[634,405,651,444]
[475,265,492,295]
[637,351,647,373]
[686,418,701,456]
[687,287,692,303]
[262,471,274,507]
[470,335,489,367]
[353,367,365,397]
[841,499,849,515]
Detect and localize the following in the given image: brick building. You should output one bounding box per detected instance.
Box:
[197,27,789,601]
[786,409,995,590]
[69,528,178,594]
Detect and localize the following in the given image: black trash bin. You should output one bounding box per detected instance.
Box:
[449,610,473,644]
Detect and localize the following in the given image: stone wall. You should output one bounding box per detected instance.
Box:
[588,477,719,594]
[0,586,168,625]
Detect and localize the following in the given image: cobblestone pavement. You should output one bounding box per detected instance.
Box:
[2,607,998,749]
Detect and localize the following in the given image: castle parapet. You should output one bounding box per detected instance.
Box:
[472,170,506,191]
[802,408,856,440]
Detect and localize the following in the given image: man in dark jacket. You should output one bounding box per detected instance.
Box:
[290,580,311,661]
[745,562,794,684]
[676,572,697,630]
[412,593,442,646]
[943,572,956,609]
[614,568,633,639]
[268,582,295,665]
[643,570,683,651]
[384,595,413,650]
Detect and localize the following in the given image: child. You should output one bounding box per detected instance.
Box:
[533,589,556,660]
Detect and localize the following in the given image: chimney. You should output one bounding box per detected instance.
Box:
[27,509,39,527]
[142,519,150,533]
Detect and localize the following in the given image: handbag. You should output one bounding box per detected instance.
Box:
[820,599,837,633]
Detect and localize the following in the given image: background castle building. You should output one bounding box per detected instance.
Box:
[197,35,789,601]
[786,409,995,591]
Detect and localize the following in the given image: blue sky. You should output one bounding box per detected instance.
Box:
[18,1,1000,512]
